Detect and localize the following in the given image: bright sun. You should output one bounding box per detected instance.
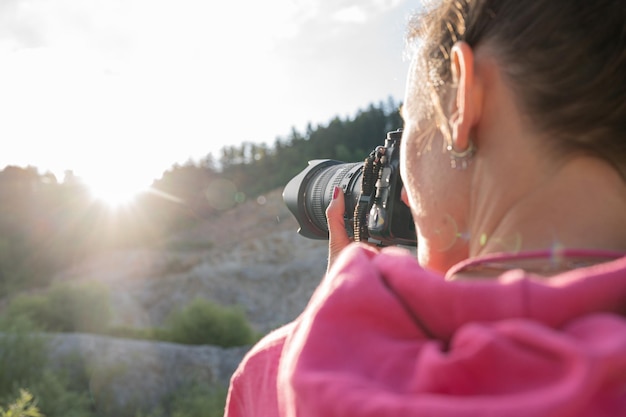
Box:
[84,174,148,208]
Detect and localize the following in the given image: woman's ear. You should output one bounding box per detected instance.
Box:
[449,42,481,152]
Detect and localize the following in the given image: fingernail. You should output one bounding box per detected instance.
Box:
[333,186,340,199]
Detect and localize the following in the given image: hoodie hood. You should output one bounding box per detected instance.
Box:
[277,244,626,417]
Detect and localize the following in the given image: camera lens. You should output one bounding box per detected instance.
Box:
[283,160,362,239]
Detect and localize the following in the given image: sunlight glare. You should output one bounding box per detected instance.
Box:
[85,173,148,208]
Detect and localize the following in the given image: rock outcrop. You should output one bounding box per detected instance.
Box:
[46,333,249,413]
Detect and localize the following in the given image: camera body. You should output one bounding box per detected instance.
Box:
[283,129,417,247]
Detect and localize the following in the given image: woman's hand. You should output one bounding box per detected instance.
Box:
[326,186,352,273]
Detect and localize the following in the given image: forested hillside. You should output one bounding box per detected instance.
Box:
[0,98,402,297]
[0,98,404,416]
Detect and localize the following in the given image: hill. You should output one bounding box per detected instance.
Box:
[16,188,329,415]
[0,99,405,416]
[55,187,328,334]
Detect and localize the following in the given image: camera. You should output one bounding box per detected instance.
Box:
[283,129,417,247]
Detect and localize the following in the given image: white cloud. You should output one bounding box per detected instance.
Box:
[332,6,369,23]
[328,0,407,24]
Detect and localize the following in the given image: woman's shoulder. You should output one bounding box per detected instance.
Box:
[332,242,422,275]
[226,322,297,417]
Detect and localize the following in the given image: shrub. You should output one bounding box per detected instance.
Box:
[3,295,48,331]
[137,383,228,417]
[106,326,156,341]
[169,384,228,417]
[0,318,46,396]
[0,318,96,417]
[28,371,95,417]
[0,389,43,417]
[5,281,111,334]
[163,298,255,347]
[44,281,111,333]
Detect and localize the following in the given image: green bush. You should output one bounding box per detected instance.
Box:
[0,318,46,396]
[5,281,111,334]
[44,282,111,333]
[1,288,249,415]
[163,298,255,347]
[106,326,156,341]
[169,384,228,417]
[0,300,243,416]
[3,282,256,348]
[4,295,48,330]
[137,383,227,417]
[28,371,94,417]
[0,319,95,417]
[0,389,43,417]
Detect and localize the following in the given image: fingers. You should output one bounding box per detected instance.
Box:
[326,186,352,273]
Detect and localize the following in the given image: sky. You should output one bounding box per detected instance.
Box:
[0,0,419,202]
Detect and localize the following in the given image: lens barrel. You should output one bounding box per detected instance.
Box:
[283,160,363,239]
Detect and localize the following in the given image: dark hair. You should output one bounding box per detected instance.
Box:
[408,0,626,173]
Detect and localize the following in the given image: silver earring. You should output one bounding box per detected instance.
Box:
[447,141,476,170]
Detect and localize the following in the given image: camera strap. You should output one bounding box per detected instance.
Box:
[353,147,383,242]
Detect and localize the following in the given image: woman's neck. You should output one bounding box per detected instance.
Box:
[472,155,626,257]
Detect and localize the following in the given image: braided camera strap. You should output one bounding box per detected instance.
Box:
[353,151,381,242]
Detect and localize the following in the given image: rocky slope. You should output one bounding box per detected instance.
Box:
[44,188,329,413]
[57,188,328,333]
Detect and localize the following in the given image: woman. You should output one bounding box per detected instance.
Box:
[226,0,626,416]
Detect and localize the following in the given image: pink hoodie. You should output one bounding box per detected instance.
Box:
[226,244,626,417]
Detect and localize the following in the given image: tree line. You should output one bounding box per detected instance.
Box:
[0,98,402,295]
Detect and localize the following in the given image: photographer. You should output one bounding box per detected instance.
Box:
[226,1,626,416]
